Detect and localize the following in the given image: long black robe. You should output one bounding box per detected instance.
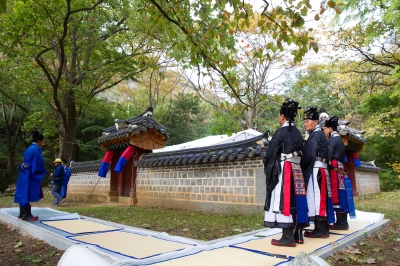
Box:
[327,133,345,163]
[301,127,330,185]
[328,132,346,208]
[301,126,332,222]
[263,124,303,211]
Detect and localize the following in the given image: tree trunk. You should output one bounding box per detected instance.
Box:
[1,103,25,183]
[57,89,77,161]
[57,118,76,160]
[6,151,16,183]
[58,126,75,161]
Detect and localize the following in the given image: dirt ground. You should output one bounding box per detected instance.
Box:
[326,220,400,266]
[0,221,62,266]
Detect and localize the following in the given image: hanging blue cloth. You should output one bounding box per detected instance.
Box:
[327,197,335,224]
[344,176,356,218]
[338,188,348,213]
[353,153,361,166]
[296,195,308,224]
[114,146,135,174]
[98,151,114,177]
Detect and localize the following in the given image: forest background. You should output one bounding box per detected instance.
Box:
[0,0,399,193]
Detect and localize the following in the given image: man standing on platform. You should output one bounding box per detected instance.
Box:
[301,107,334,239]
[263,99,308,247]
[14,130,46,221]
[323,116,351,230]
[60,159,71,200]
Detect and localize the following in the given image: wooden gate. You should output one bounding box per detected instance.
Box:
[108,148,144,204]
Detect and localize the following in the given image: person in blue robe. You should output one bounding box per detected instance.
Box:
[51,158,65,206]
[14,130,46,221]
[60,159,71,199]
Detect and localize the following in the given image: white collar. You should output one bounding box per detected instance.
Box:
[281,121,290,128]
[331,131,339,137]
[312,124,321,132]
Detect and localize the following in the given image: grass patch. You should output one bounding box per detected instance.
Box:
[62,205,264,241]
[354,192,400,220]
[0,187,55,207]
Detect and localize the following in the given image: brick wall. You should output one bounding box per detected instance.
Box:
[67,172,110,202]
[354,170,381,196]
[135,157,267,214]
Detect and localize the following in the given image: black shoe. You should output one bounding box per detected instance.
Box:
[18,206,39,221]
[330,212,349,230]
[304,221,329,238]
[294,229,304,244]
[271,228,296,247]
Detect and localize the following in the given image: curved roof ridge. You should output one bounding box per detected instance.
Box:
[146,134,265,157]
[135,133,269,167]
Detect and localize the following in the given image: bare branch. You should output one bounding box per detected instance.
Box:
[91,78,124,97]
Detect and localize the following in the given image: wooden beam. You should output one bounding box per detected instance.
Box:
[340,136,348,146]
[101,144,108,152]
[129,130,167,150]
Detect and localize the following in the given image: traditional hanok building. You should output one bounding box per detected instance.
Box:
[68,110,380,214]
[94,110,169,204]
[340,127,382,195]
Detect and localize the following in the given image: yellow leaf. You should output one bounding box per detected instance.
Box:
[327,0,335,8]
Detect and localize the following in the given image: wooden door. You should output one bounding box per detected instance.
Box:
[110,150,121,194]
[110,148,146,200]
[122,158,133,197]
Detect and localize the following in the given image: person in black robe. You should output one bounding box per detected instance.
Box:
[301,106,334,238]
[263,99,308,247]
[323,116,349,230]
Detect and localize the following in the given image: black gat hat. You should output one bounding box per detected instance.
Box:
[303,106,319,120]
[280,98,300,119]
[324,116,339,131]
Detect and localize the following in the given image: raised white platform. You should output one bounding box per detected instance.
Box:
[0,208,388,266]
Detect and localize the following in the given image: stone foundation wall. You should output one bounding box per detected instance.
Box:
[135,158,266,214]
[67,172,110,202]
[355,170,381,196]
[68,160,380,213]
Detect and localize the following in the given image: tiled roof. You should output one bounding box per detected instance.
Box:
[70,147,379,174]
[98,116,169,145]
[134,133,269,167]
[70,160,101,173]
[355,161,381,172]
[338,121,366,144]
